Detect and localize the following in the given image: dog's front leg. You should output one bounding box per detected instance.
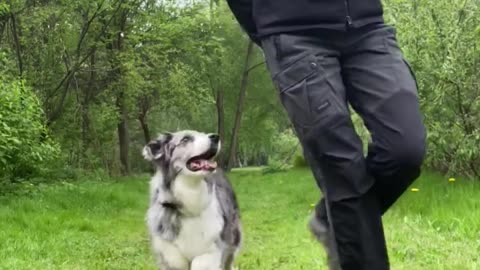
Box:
[190,252,223,270]
[151,236,189,270]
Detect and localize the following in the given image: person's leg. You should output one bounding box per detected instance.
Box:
[261,31,389,270]
[314,24,427,242]
[341,24,427,214]
[309,197,340,270]
[305,24,426,269]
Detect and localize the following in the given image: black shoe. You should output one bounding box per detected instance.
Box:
[309,215,342,270]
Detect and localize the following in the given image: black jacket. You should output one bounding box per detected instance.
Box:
[226,0,384,44]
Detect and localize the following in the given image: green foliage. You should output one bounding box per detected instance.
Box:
[262,158,290,174]
[0,78,60,181]
[270,129,299,162]
[0,0,286,180]
[262,129,300,172]
[1,0,480,182]
[0,3,9,15]
[384,0,480,177]
[292,153,308,168]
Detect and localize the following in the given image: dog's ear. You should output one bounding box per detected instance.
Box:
[142,140,163,161]
[142,133,172,161]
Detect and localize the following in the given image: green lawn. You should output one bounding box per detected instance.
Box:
[1,169,479,270]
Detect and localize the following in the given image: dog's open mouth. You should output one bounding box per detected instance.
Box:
[186,149,218,172]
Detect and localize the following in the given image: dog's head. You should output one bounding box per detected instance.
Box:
[143,130,221,178]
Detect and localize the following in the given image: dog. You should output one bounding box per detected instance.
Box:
[142,130,242,270]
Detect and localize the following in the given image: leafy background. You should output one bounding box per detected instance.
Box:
[1,0,479,189]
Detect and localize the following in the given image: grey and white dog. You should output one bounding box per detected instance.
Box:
[142,130,241,270]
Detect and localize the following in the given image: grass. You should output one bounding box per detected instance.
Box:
[0,169,479,270]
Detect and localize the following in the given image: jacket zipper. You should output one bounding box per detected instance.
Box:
[345,0,353,27]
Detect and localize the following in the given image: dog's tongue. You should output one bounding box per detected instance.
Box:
[191,160,217,170]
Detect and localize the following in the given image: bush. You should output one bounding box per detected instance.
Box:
[268,129,300,161]
[0,78,60,181]
[261,129,303,173]
[262,158,290,174]
[292,153,308,168]
[383,0,480,177]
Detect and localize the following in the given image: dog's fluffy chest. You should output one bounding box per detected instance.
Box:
[169,177,224,259]
[174,194,224,259]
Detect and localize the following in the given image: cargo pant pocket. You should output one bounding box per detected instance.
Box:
[273,53,343,129]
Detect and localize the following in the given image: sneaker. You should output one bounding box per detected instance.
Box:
[309,215,342,270]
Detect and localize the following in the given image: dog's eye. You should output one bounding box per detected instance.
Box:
[180,135,192,144]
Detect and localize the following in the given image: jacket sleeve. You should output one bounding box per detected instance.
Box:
[226,0,260,45]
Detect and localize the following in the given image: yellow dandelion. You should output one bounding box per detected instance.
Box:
[411,188,419,192]
[448,178,456,182]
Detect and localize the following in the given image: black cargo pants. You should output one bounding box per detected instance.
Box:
[261,24,426,269]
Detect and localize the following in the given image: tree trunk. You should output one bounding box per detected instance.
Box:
[112,9,130,175]
[82,51,96,155]
[118,121,130,175]
[10,13,23,76]
[81,103,90,154]
[114,9,129,175]
[0,20,7,45]
[226,41,254,171]
[139,114,151,144]
[215,89,226,166]
[117,93,130,175]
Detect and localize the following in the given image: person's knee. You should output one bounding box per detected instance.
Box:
[369,127,426,179]
[389,132,426,171]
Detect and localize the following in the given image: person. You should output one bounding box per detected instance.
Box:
[226,1,427,269]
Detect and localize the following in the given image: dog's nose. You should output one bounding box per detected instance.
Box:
[209,134,220,144]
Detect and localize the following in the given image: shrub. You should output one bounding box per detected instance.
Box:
[262,158,290,174]
[0,78,60,181]
[292,153,308,168]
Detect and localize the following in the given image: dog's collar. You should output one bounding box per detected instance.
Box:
[161,201,181,210]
